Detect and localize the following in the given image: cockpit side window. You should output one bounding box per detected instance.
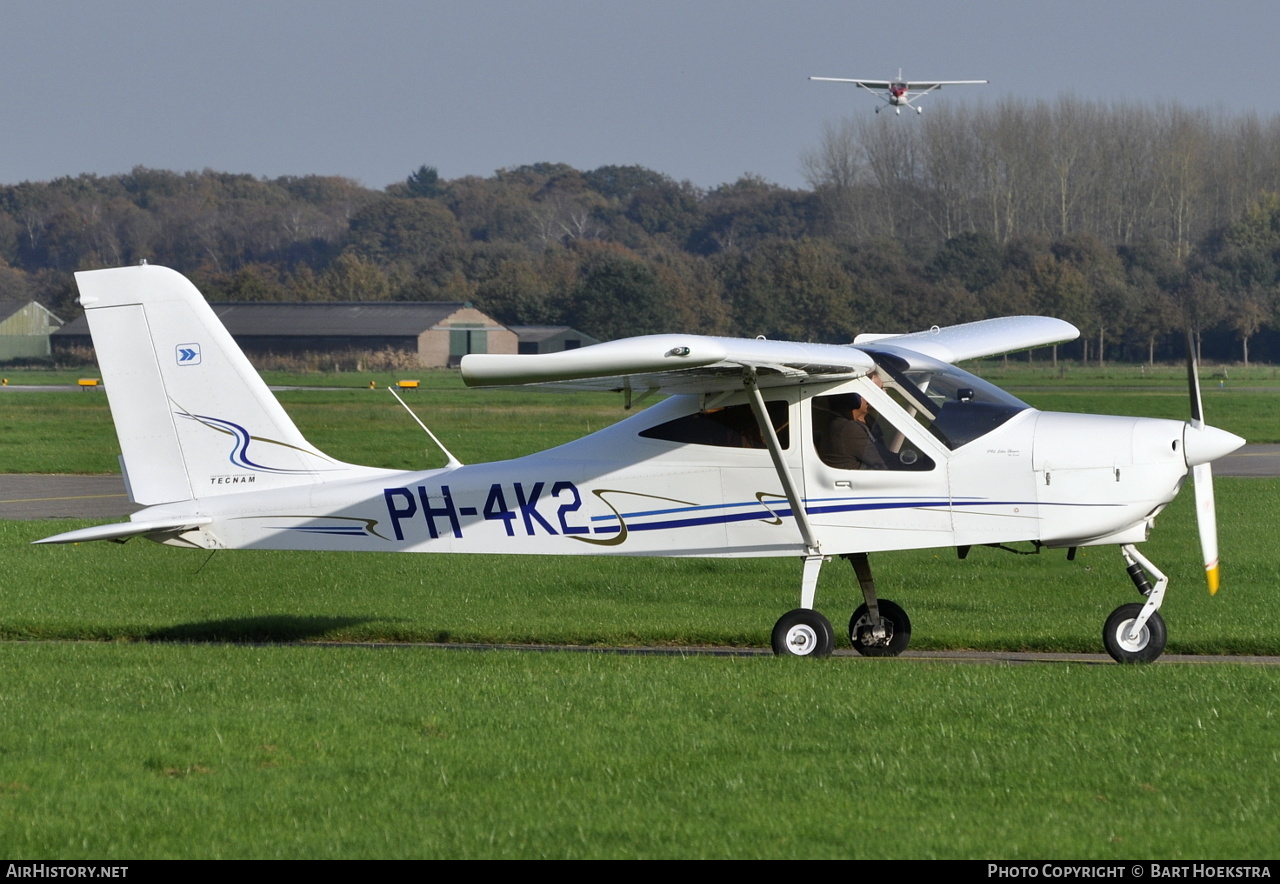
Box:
[863,349,1030,450]
[812,393,935,471]
[639,400,790,450]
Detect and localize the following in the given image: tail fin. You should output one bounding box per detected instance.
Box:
[77,264,382,505]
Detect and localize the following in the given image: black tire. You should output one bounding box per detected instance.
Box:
[848,599,911,657]
[771,609,835,658]
[1103,603,1167,664]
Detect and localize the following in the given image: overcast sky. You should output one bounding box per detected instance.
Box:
[4,1,1278,192]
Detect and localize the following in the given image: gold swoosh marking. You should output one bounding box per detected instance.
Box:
[753,491,788,525]
[571,489,700,547]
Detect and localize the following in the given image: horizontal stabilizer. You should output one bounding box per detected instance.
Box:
[855,316,1078,364]
[32,517,213,545]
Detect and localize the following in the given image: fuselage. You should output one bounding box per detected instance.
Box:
[136,370,1201,560]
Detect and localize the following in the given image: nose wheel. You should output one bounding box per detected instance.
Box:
[1103,603,1167,663]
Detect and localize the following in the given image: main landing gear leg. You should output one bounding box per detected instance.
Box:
[844,553,911,657]
[1103,545,1169,664]
[744,369,837,659]
[772,556,835,657]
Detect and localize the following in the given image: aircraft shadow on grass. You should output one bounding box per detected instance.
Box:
[146,615,378,643]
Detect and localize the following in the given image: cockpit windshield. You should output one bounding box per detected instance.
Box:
[864,349,1030,450]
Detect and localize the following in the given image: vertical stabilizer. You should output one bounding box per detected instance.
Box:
[77,264,380,505]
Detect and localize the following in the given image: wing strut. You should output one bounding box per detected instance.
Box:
[742,369,820,558]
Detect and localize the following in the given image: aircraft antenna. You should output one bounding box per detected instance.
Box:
[387,387,464,468]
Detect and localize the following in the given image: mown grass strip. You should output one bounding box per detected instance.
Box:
[1,642,1277,859]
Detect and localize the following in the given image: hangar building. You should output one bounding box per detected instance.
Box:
[54,301,516,367]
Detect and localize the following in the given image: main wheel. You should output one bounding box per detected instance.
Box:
[1103,603,1167,664]
[771,609,835,657]
[849,599,911,657]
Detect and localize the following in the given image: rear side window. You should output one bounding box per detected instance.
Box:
[639,400,790,450]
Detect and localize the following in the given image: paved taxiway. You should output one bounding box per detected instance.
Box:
[0,474,141,519]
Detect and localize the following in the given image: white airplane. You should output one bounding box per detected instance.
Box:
[810,70,988,113]
[37,264,1244,663]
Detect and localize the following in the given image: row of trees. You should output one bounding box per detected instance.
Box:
[804,99,1280,258]
[2,97,1279,362]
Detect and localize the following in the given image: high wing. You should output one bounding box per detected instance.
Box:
[855,316,1078,364]
[809,77,988,89]
[902,79,988,89]
[460,317,1079,394]
[461,334,877,394]
[810,77,896,89]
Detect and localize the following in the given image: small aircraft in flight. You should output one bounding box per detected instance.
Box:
[37,265,1243,663]
[810,70,988,113]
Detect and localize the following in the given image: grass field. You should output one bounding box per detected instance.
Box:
[0,362,1277,474]
[3,643,1279,859]
[2,363,1279,858]
[0,375,626,472]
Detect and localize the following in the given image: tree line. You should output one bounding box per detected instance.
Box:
[3,97,1279,363]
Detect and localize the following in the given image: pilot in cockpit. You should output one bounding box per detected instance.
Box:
[816,375,891,471]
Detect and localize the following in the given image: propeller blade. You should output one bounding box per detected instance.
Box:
[1185,329,1227,595]
[1186,330,1205,430]
[1193,462,1220,595]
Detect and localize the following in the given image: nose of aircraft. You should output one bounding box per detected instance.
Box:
[1183,423,1245,468]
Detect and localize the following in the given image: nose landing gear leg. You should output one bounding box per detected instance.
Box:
[1103,545,1169,663]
